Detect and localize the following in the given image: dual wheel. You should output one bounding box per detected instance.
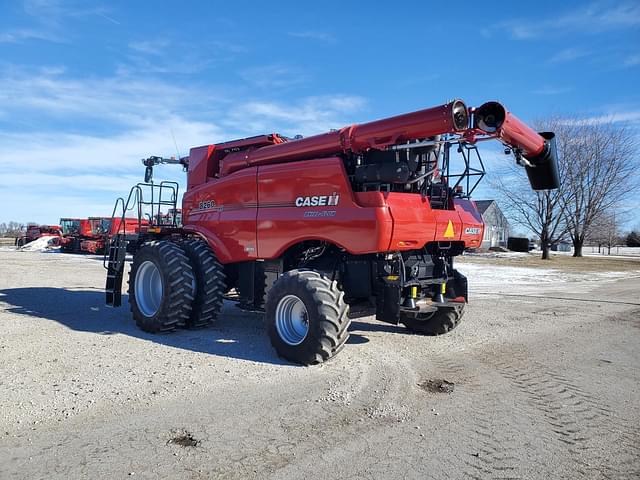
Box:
[128,239,225,333]
[130,246,351,365]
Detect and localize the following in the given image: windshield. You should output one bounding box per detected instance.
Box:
[60,219,80,235]
[90,218,111,235]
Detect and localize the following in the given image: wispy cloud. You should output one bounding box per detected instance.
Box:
[625,54,640,66]
[0,0,120,45]
[0,66,215,130]
[487,1,640,39]
[0,27,63,43]
[532,86,573,95]
[128,39,171,56]
[0,67,366,222]
[287,31,336,44]
[559,110,640,126]
[122,39,246,76]
[22,0,118,26]
[240,64,308,89]
[225,95,366,136]
[548,47,591,64]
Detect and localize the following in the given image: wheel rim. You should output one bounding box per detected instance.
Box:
[135,261,163,317]
[275,295,309,346]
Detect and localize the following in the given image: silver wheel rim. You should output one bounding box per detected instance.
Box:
[275,295,309,346]
[135,261,163,317]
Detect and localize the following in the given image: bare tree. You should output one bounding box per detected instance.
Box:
[492,159,568,260]
[586,210,622,255]
[0,221,25,238]
[553,118,638,257]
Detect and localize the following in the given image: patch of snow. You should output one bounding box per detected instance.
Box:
[457,262,640,295]
[18,236,60,252]
[465,251,531,259]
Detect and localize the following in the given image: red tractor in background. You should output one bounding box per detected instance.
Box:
[14,223,62,247]
[60,217,146,254]
[80,217,144,254]
[59,218,92,253]
[105,99,559,365]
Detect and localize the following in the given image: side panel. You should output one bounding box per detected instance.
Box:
[257,158,392,258]
[187,145,215,190]
[183,167,258,262]
[385,193,438,249]
[384,195,483,250]
[454,199,484,249]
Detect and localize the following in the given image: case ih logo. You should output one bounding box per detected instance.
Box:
[464,227,481,235]
[295,193,340,207]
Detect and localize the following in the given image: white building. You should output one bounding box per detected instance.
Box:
[475,200,509,249]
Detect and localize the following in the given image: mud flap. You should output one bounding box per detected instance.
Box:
[451,269,468,302]
[376,278,401,325]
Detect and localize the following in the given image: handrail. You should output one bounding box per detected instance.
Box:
[103,182,179,268]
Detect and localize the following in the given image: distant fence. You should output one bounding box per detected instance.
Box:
[587,245,640,257]
[0,238,16,246]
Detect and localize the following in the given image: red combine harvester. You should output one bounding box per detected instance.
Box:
[59,218,91,253]
[105,100,559,364]
[80,217,143,254]
[60,217,145,254]
[14,223,62,247]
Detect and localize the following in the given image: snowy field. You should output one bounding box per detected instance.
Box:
[457,261,640,294]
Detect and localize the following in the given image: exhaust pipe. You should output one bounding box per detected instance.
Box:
[474,102,560,190]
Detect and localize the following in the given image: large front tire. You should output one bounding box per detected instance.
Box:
[128,241,194,333]
[265,269,350,365]
[401,305,465,335]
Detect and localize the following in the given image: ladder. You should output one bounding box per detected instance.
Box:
[105,233,127,307]
[103,181,179,307]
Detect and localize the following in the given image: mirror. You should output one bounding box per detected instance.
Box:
[144,165,153,183]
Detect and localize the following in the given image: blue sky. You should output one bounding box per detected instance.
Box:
[0,0,639,230]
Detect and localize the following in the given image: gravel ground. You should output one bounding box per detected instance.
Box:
[0,250,639,479]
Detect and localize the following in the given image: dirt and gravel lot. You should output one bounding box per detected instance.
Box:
[1,249,639,480]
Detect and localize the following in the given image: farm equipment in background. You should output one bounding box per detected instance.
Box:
[59,218,91,253]
[80,217,145,254]
[155,208,182,227]
[14,223,62,247]
[59,217,147,254]
[105,99,559,365]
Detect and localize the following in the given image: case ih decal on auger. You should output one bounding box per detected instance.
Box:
[105,100,559,365]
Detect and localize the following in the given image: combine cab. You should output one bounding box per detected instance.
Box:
[106,99,559,364]
[59,218,91,253]
[80,217,142,254]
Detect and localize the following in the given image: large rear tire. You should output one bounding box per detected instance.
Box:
[265,269,350,365]
[401,305,465,335]
[180,239,226,329]
[128,241,194,333]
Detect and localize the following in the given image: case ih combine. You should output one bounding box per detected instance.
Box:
[81,217,143,254]
[60,217,143,254]
[105,100,559,364]
[14,223,62,247]
[59,218,90,253]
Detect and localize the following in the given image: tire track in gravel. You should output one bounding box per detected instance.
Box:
[487,352,639,479]
[459,412,523,480]
[424,355,526,480]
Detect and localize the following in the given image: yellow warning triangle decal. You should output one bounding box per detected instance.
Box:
[443,220,455,238]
